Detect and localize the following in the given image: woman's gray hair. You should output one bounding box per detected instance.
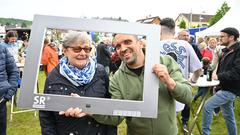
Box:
[62,31,92,48]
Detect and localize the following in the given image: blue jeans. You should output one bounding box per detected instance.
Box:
[181,105,190,124]
[194,87,208,101]
[202,90,237,135]
[0,102,7,135]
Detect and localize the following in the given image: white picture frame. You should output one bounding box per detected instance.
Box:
[18,14,160,118]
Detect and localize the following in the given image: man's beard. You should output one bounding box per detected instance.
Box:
[121,50,137,66]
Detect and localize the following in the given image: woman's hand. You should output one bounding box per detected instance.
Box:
[59,107,88,118]
[58,93,91,118]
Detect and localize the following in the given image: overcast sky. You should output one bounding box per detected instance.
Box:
[0,0,234,22]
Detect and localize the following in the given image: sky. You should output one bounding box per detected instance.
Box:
[0,0,234,22]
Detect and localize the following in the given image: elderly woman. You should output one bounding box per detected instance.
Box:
[39,31,116,135]
[201,38,217,62]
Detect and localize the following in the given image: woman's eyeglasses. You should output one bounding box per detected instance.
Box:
[67,46,92,53]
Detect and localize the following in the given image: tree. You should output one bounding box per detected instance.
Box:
[179,20,187,29]
[21,22,27,28]
[209,1,230,26]
[6,22,10,26]
[93,32,100,43]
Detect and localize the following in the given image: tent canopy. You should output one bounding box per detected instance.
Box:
[195,0,239,37]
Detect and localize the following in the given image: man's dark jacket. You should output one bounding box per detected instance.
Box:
[217,42,240,96]
[96,43,111,67]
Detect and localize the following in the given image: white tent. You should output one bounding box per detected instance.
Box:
[195,0,240,37]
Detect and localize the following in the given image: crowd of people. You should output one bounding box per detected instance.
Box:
[0,18,239,135]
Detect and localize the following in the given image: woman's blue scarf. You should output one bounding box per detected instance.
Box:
[59,57,97,86]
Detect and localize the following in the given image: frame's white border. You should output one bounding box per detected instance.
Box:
[18,15,160,118]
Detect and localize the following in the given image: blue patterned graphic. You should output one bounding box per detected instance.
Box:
[160,42,187,69]
[59,57,97,86]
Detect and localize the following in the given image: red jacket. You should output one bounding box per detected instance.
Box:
[201,47,214,61]
[41,45,59,75]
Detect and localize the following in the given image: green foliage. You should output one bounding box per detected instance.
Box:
[21,22,27,28]
[93,32,100,43]
[0,18,32,27]
[209,1,230,27]
[179,20,187,29]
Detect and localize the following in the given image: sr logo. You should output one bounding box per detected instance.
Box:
[33,96,46,108]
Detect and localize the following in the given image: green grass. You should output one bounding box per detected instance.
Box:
[177,88,240,135]
[6,72,240,134]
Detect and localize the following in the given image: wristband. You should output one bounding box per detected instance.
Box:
[190,78,197,83]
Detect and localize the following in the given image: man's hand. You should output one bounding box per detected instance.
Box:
[152,64,176,90]
[212,73,218,80]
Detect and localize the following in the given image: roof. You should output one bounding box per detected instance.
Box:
[136,16,161,24]
[5,27,31,31]
[101,17,129,22]
[176,13,213,22]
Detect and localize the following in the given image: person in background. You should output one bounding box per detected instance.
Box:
[188,36,202,60]
[109,37,122,74]
[202,27,240,135]
[196,42,225,114]
[160,18,202,130]
[61,33,192,135]
[96,37,111,74]
[57,43,63,59]
[197,37,207,52]
[194,38,217,102]
[109,50,121,74]
[201,38,217,61]
[0,31,19,63]
[0,35,4,43]
[41,39,59,76]
[193,57,211,101]
[18,32,29,63]
[39,31,116,135]
[0,45,19,135]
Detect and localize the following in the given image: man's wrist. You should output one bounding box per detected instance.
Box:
[167,78,176,90]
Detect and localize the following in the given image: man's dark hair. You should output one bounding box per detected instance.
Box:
[202,57,210,66]
[160,18,175,30]
[167,52,177,61]
[189,36,195,43]
[21,32,29,41]
[160,18,175,34]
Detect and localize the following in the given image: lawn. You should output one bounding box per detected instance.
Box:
[6,71,240,135]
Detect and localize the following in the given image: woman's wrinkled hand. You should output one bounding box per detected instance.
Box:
[58,93,91,118]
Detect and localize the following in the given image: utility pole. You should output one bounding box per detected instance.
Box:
[198,10,205,32]
[190,8,192,28]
